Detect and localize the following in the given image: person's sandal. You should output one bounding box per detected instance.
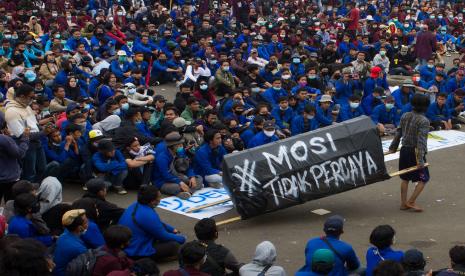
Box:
[406,202,423,212]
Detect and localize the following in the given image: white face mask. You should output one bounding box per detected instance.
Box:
[200,84,208,90]
[350,102,360,109]
[264,130,275,137]
[282,74,291,80]
[128,88,136,94]
[306,115,314,120]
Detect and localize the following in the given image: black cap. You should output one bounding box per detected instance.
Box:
[403,249,425,267]
[153,95,166,102]
[263,120,275,130]
[324,215,344,233]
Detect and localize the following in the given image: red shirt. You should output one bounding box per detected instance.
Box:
[347,8,360,30]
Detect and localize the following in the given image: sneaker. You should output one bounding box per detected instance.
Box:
[176,191,191,200]
[453,124,462,130]
[446,52,452,57]
[82,185,88,191]
[208,182,223,189]
[114,186,128,195]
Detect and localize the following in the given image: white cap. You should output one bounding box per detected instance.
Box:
[366,15,374,21]
[117,50,127,56]
[125,83,136,88]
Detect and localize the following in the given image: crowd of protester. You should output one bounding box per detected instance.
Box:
[2,0,465,274]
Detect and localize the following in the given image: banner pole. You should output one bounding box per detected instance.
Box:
[217,216,241,226]
[389,163,429,177]
[185,198,231,213]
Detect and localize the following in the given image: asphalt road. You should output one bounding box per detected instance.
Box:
[61,55,465,273]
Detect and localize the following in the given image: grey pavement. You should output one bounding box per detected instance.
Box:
[60,55,465,273]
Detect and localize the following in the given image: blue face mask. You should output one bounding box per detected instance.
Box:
[176,147,186,156]
[385,103,394,110]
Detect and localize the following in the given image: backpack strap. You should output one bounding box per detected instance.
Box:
[320,236,345,262]
[257,264,272,276]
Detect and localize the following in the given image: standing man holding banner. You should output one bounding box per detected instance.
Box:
[389,94,431,212]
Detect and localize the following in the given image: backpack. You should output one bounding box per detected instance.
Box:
[65,247,109,276]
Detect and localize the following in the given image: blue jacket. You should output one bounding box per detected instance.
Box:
[152,142,194,187]
[291,85,321,96]
[130,61,149,75]
[248,131,279,149]
[446,77,465,94]
[391,88,414,110]
[8,215,53,246]
[110,60,132,79]
[427,79,447,94]
[66,37,91,52]
[290,63,305,76]
[335,80,362,105]
[419,65,436,82]
[362,94,382,115]
[136,122,154,138]
[53,229,88,276]
[240,127,259,148]
[363,77,388,98]
[304,236,361,276]
[446,94,464,117]
[271,107,294,129]
[291,115,319,135]
[193,144,226,178]
[262,87,288,107]
[118,202,185,257]
[294,99,313,115]
[92,150,127,175]
[427,102,450,122]
[81,219,105,249]
[266,41,283,55]
[366,247,403,276]
[97,85,114,106]
[337,105,365,122]
[315,105,333,127]
[371,104,400,126]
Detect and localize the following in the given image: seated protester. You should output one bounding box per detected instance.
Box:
[174,117,204,154]
[262,78,289,108]
[164,241,209,276]
[123,137,155,188]
[366,225,404,276]
[229,102,251,126]
[195,218,242,275]
[364,67,389,98]
[248,120,279,149]
[215,60,236,97]
[239,241,286,276]
[8,193,53,247]
[427,72,447,95]
[291,75,321,97]
[110,51,132,81]
[446,88,465,125]
[427,93,453,130]
[53,209,90,276]
[362,87,384,116]
[293,88,313,116]
[391,80,415,111]
[193,129,227,188]
[1,238,55,275]
[174,83,194,113]
[92,139,128,195]
[49,85,75,113]
[296,249,335,276]
[418,58,437,83]
[181,97,205,124]
[82,178,125,230]
[271,96,293,137]
[199,109,219,133]
[122,83,152,107]
[315,95,334,127]
[337,95,365,122]
[123,69,147,88]
[155,132,203,199]
[436,246,465,276]
[65,76,88,102]
[136,107,155,138]
[371,96,400,135]
[70,198,105,249]
[193,79,217,109]
[402,249,427,276]
[220,91,246,119]
[151,52,183,85]
[446,70,465,95]
[302,215,362,275]
[119,185,186,261]
[92,225,134,276]
[241,115,265,148]
[148,95,167,132]
[96,99,122,123]
[334,67,363,107]
[61,112,92,140]
[292,103,319,135]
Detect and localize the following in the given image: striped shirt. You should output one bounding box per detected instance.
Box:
[389,111,429,166]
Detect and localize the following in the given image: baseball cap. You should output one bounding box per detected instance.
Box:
[319,94,333,103]
[88,129,103,140]
[324,215,344,233]
[403,249,425,267]
[62,209,86,226]
[117,50,127,56]
[401,79,415,88]
[173,117,191,128]
[153,95,166,102]
[370,66,382,78]
[66,102,81,114]
[263,120,275,130]
[312,249,335,265]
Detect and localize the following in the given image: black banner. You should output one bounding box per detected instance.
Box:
[222,116,391,219]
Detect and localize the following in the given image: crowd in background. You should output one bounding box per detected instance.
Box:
[1,0,465,275]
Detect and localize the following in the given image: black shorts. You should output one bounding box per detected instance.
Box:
[399,146,430,183]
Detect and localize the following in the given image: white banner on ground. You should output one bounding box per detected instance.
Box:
[157,188,233,220]
[383,130,465,162]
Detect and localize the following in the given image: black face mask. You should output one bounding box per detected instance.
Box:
[234,110,244,115]
[31,199,41,213]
